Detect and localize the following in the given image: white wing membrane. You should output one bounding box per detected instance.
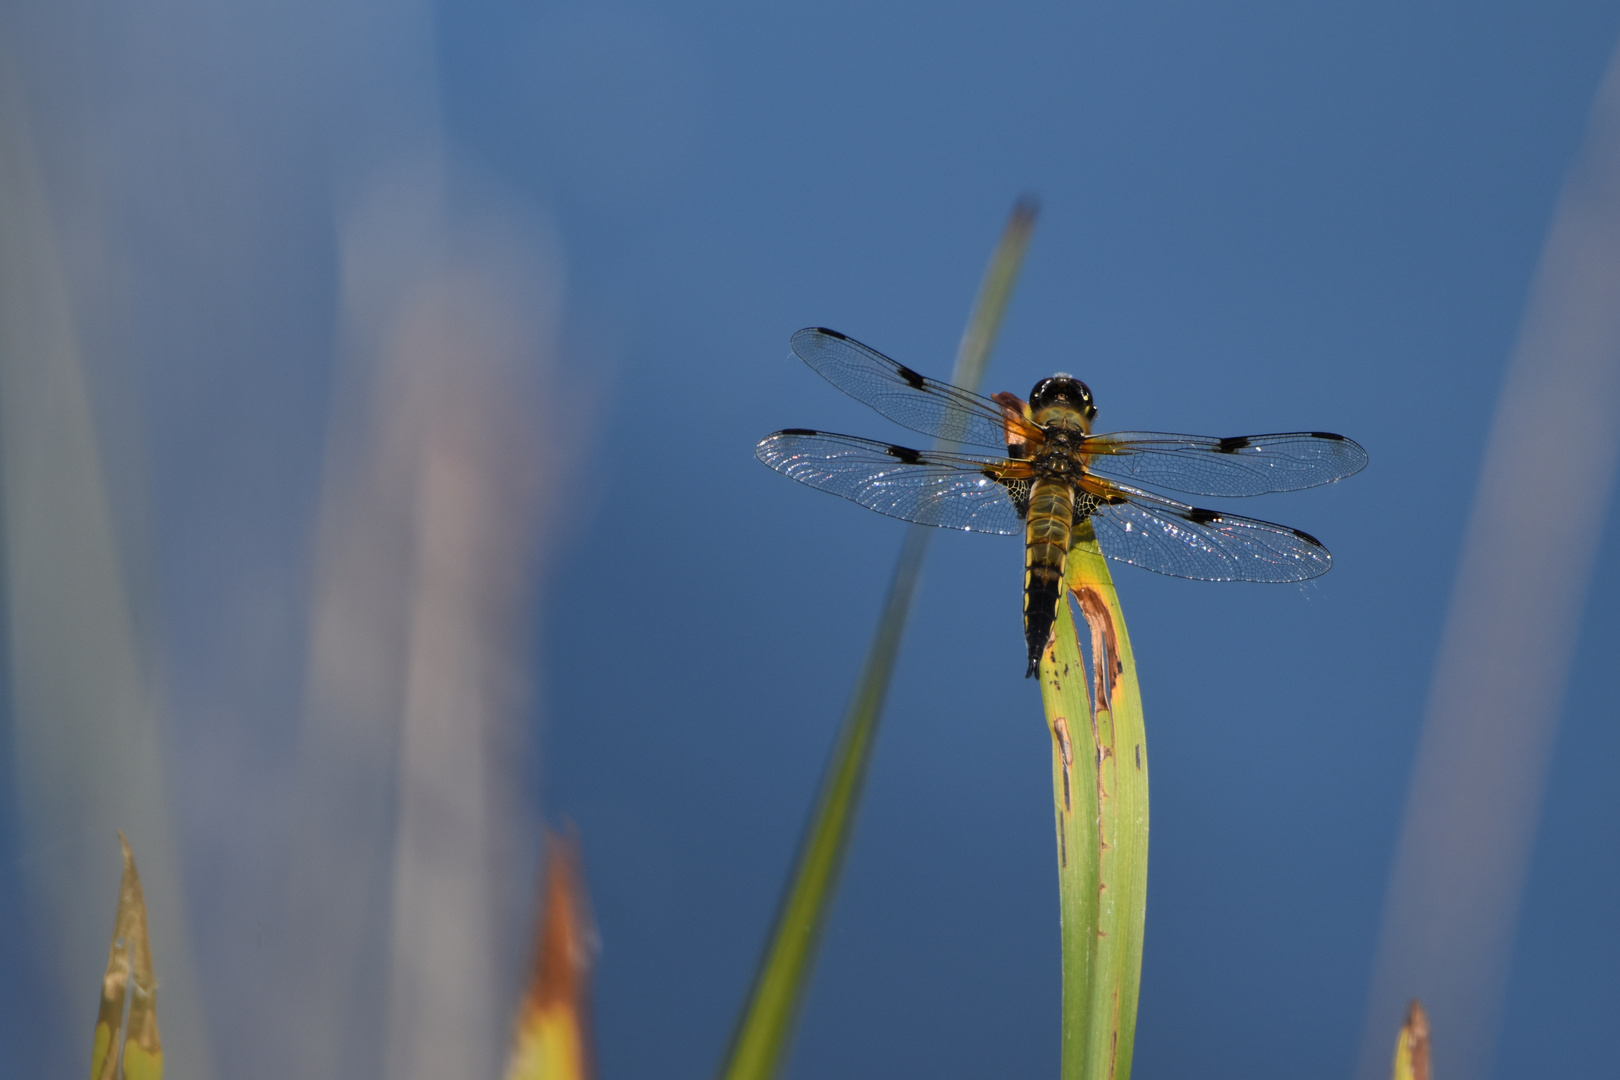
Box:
[762,328,1362,590]
[1087,481,1331,582]
[756,429,1024,535]
[1082,431,1368,497]
[790,328,1015,449]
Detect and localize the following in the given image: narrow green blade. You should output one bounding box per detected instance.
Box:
[718,198,1037,1080]
[1039,527,1149,1080]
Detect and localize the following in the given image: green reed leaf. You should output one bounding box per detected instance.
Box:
[1039,526,1148,1080]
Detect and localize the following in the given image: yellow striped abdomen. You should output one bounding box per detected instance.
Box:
[1023,477,1074,677]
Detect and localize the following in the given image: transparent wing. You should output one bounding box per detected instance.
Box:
[1082,431,1368,497]
[1084,478,1332,582]
[790,328,1021,450]
[756,429,1027,535]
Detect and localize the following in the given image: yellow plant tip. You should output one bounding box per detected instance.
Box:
[93,832,162,1080]
[90,1013,118,1080]
[1391,999,1430,1080]
[505,829,597,1080]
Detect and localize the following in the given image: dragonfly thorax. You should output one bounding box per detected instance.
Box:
[1032,426,1085,479]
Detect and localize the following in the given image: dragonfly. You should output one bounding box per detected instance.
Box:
[756,328,1367,678]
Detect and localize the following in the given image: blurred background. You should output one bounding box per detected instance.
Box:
[0,2,1617,1079]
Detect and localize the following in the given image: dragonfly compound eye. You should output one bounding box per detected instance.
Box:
[1029,375,1094,415]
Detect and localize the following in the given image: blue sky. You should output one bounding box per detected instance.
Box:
[3,2,1619,1078]
[462,5,1620,1078]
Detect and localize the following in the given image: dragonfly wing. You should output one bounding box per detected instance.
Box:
[756,429,1027,535]
[790,328,1024,450]
[1084,479,1332,582]
[1083,431,1368,496]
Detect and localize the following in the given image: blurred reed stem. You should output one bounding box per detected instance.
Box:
[717,198,1036,1080]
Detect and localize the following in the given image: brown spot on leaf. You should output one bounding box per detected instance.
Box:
[1074,585,1120,709]
[1054,715,1074,812]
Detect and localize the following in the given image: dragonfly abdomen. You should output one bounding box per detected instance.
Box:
[1024,477,1076,678]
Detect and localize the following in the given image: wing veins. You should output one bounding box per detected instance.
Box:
[1083,430,1369,496]
[790,328,1025,450]
[1082,476,1332,582]
[756,429,1027,535]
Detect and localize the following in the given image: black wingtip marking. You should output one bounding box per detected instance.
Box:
[1311,431,1347,441]
[1216,435,1251,453]
[885,444,923,464]
[1187,507,1223,525]
[815,327,848,340]
[1291,526,1325,547]
[895,363,927,390]
[779,428,819,436]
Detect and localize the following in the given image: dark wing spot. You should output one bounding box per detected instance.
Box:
[1291,527,1324,547]
[1216,436,1251,453]
[780,428,820,436]
[1006,478,1033,518]
[895,364,927,390]
[817,327,848,340]
[1311,431,1347,441]
[1187,507,1222,525]
[886,444,923,465]
[1076,491,1126,520]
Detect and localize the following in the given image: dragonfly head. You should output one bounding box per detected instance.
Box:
[1029,374,1096,429]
